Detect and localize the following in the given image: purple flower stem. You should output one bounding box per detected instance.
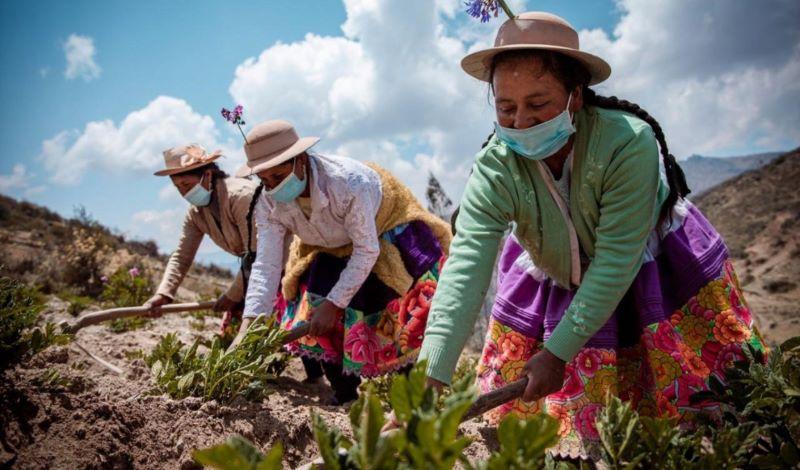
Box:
[237,124,248,144]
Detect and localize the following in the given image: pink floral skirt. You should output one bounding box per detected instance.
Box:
[281,221,446,377]
[478,203,766,460]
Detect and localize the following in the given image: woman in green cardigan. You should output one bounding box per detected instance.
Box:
[418,12,764,459]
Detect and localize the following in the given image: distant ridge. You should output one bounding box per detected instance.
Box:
[681,151,784,196]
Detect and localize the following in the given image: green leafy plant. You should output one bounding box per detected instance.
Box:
[479,414,560,470]
[360,356,479,412]
[193,435,282,470]
[690,337,800,468]
[145,317,287,402]
[32,368,74,389]
[199,360,559,469]
[1,276,71,370]
[311,360,560,470]
[312,360,476,469]
[101,265,154,332]
[58,291,93,316]
[594,395,761,469]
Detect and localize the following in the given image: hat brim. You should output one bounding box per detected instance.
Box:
[153,154,223,176]
[235,136,319,178]
[461,44,611,86]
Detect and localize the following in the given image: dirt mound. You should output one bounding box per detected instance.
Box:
[694,148,800,344]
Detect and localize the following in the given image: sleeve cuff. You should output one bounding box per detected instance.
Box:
[418,342,459,386]
[325,293,350,310]
[156,288,175,300]
[543,317,586,363]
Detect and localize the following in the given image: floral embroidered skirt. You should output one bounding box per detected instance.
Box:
[280,221,445,378]
[477,200,766,460]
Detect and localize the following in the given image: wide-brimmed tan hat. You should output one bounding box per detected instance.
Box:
[235,120,319,177]
[461,11,611,85]
[154,144,223,176]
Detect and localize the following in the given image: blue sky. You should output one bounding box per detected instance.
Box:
[1,0,797,271]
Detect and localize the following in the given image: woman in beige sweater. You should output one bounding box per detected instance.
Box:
[143,144,270,333]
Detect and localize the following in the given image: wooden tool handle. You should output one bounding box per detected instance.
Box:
[461,378,528,422]
[61,301,216,333]
[281,322,311,345]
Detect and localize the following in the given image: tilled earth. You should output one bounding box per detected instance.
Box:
[0,297,495,469]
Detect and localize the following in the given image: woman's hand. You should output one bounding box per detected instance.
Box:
[143,294,172,318]
[309,300,342,336]
[212,294,239,313]
[521,348,566,402]
[227,317,253,352]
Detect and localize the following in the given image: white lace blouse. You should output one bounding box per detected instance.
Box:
[242,153,383,318]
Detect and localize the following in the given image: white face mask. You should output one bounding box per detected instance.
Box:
[183,173,212,206]
[494,93,576,161]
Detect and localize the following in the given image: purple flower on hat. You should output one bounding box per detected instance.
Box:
[465,0,513,22]
[221,105,248,143]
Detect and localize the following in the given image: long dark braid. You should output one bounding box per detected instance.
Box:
[583,87,691,226]
[241,182,264,290]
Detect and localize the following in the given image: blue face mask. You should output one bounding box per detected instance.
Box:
[183,173,212,206]
[494,94,576,161]
[267,158,307,203]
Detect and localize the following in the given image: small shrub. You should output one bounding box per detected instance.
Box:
[101,265,154,308]
[690,337,800,467]
[58,291,93,316]
[1,276,71,369]
[101,265,154,332]
[58,227,112,296]
[145,317,287,402]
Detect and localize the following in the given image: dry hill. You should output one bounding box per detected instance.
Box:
[693,148,800,344]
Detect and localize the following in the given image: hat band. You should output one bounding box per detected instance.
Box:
[496,18,579,49]
[246,139,299,165]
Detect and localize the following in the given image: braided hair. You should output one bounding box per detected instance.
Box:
[581,88,690,225]
[486,50,691,227]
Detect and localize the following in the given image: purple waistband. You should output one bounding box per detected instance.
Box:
[491,204,728,346]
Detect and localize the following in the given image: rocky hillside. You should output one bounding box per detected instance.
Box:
[0,194,232,301]
[681,151,783,196]
[693,148,800,344]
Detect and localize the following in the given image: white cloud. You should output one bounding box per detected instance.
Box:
[0,164,45,198]
[228,0,799,204]
[130,207,185,252]
[579,0,800,158]
[39,96,243,185]
[129,206,229,261]
[228,0,501,203]
[63,34,101,81]
[158,183,181,202]
[39,67,50,78]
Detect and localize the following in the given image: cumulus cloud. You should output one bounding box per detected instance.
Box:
[130,207,185,252]
[0,164,44,198]
[63,34,101,81]
[39,96,242,184]
[580,0,800,157]
[228,0,798,203]
[229,0,499,202]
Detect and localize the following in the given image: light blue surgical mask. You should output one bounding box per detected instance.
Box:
[183,173,212,206]
[495,94,576,161]
[267,158,307,203]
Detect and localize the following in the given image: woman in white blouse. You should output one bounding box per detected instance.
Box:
[232,120,452,405]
